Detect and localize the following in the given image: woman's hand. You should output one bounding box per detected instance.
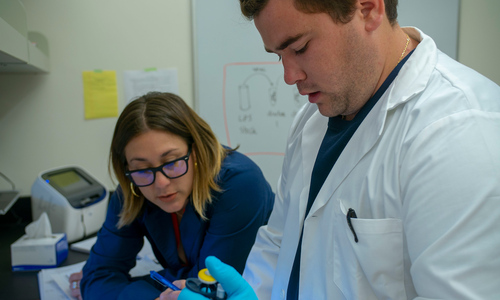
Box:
[69,271,83,300]
[157,280,185,300]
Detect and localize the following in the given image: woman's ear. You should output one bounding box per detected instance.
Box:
[358,0,385,32]
[191,146,197,167]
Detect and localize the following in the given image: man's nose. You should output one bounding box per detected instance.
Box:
[282,56,306,85]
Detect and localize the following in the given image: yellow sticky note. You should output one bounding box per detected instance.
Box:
[82,70,119,119]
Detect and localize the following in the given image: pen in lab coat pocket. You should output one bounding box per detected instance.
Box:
[346,208,359,243]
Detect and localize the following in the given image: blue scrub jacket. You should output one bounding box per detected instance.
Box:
[81,150,274,300]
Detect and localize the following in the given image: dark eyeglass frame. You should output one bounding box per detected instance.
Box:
[125,146,192,187]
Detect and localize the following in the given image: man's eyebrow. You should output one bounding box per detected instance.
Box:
[265,34,304,53]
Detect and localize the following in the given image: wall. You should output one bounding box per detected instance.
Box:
[458,0,500,84]
[0,0,193,194]
[0,0,499,196]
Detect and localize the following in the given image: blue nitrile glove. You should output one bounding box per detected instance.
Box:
[178,256,258,300]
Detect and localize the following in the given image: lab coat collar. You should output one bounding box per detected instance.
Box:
[386,27,437,111]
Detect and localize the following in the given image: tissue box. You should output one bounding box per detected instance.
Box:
[11,233,68,271]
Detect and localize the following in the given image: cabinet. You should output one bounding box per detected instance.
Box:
[0,0,49,73]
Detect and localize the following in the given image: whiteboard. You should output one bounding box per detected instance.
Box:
[192,0,459,190]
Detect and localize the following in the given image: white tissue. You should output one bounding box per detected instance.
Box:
[25,212,53,238]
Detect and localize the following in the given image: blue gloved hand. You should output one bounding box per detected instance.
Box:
[178,256,258,300]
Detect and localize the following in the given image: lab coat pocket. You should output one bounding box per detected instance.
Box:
[333,200,406,300]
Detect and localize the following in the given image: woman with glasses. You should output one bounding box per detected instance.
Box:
[75,92,274,300]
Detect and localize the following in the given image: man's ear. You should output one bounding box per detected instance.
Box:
[358,0,385,32]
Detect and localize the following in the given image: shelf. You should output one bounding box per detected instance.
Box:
[0,0,49,73]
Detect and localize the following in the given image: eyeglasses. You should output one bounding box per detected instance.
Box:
[125,146,192,187]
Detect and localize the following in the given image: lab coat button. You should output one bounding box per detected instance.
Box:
[281,289,285,299]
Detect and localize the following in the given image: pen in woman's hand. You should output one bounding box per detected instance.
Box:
[150,271,181,291]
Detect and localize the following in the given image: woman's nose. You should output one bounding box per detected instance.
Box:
[154,170,171,186]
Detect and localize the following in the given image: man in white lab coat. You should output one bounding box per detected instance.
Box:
[161,0,500,299]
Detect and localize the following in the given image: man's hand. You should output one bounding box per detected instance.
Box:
[178,256,257,300]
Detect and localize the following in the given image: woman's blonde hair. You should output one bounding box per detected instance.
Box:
[110,92,230,228]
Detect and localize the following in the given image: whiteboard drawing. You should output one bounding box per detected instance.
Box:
[238,84,251,111]
[223,62,307,156]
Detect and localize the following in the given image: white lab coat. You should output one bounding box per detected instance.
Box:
[243,27,500,299]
